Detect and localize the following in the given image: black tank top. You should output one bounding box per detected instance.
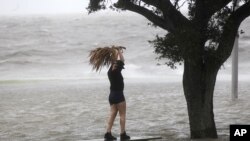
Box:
[108,62,124,91]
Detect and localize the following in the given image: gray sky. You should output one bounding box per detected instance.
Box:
[0,0,88,15]
[0,0,189,16]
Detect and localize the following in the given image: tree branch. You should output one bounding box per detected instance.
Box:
[140,0,161,8]
[141,0,190,30]
[115,0,176,32]
[192,0,232,24]
[206,0,232,18]
[87,0,106,13]
[216,2,250,64]
[192,1,210,25]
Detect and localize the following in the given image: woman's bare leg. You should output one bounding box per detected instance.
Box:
[117,101,126,133]
[106,104,118,133]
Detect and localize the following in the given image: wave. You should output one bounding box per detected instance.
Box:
[0,60,35,65]
[241,35,250,40]
[1,49,56,59]
[0,14,249,80]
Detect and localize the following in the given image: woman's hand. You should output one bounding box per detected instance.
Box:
[118,48,124,53]
[112,46,125,62]
[117,49,125,62]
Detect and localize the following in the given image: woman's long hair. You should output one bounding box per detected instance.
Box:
[89,45,125,72]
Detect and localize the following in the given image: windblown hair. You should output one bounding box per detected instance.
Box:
[89,45,126,72]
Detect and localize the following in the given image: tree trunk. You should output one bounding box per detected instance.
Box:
[183,61,219,139]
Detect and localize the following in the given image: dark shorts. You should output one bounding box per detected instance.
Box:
[109,91,125,105]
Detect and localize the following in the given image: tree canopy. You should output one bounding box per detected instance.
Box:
[87,0,250,68]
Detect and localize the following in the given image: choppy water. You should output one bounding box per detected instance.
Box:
[0,14,249,81]
[0,80,250,141]
[0,13,250,141]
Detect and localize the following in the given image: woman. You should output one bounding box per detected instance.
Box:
[104,48,130,140]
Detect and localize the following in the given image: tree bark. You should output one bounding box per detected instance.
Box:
[183,61,219,139]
